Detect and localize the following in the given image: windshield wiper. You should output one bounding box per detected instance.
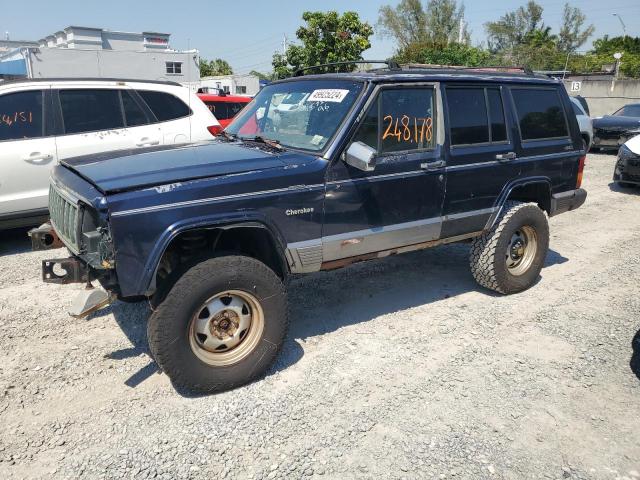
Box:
[219,131,238,142]
[247,136,284,150]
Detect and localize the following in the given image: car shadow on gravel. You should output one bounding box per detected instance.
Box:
[631,329,640,382]
[0,227,32,257]
[96,301,161,388]
[609,182,640,195]
[104,243,569,395]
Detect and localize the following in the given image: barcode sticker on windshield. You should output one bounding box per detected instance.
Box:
[307,89,350,103]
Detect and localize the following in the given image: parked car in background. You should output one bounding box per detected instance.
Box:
[197,93,251,128]
[33,64,587,393]
[592,103,640,151]
[613,134,640,188]
[569,97,593,150]
[0,78,219,230]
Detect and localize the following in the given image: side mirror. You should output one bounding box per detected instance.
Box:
[344,141,376,172]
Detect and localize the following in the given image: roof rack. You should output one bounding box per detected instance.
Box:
[293,60,400,77]
[401,63,534,75]
[0,77,183,87]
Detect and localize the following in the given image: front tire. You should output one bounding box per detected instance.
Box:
[147,255,287,393]
[470,201,549,294]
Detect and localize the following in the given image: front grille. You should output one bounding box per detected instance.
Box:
[49,185,81,252]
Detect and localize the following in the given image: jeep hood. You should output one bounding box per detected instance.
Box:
[60,141,295,193]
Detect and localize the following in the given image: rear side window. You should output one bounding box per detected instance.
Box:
[122,91,148,127]
[0,90,44,141]
[511,88,569,141]
[446,86,508,146]
[137,90,191,122]
[60,89,123,134]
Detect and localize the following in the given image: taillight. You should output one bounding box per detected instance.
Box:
[207,125,223,136]
[576,155,586,188]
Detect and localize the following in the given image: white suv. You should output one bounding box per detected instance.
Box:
[0,78,220,229]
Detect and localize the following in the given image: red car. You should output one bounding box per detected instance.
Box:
[197,94,251,128]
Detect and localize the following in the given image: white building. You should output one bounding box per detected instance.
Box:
[0,26,200,83]
[199,74,261,97]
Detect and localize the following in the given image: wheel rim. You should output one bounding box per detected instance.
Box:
[505,226,538,276]
[188,290,264,367]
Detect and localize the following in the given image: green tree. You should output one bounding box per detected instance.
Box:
[592,35,640,55]
[558,4,594,52]
[395,42,491,66]
[378,0,468,49]
[271,11,373,78]
[485,1,544,52]
[199,58,233,77]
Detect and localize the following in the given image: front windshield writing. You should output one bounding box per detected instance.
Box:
[225,80,364,152]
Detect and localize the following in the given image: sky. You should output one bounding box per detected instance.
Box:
[2,0,639,75]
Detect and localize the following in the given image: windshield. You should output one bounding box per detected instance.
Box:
[225,79,364,152]
[613,105,640,117]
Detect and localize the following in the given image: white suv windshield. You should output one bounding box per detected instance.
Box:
[226,79,364,152]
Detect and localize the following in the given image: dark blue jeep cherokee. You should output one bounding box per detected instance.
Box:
[33,66,587,392]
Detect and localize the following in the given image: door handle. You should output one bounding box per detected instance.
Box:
[420,159,446,170]
[496,152,517,161]
[136,138,160,147]
[23,152,53,164]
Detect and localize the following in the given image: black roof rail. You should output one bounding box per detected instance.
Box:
[402,63,534,75]
[293,60,400,77]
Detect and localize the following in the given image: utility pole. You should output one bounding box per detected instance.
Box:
[458,19,465,44]
[282,34,288,55]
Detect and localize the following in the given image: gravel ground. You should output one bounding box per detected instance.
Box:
[0,152,639,480]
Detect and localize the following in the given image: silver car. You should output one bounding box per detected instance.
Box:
[570,96,593,151]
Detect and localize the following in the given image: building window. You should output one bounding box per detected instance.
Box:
[235,86,247,95]
[165,62,182,75]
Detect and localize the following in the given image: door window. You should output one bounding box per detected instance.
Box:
[60,89,124,134]
[0,90,44,142]
[447,88,489,145]
[122,91,148,127]
[137,90,191,122]
[511,88,569,140]
[446,87,508,146]
[352,87,436,154]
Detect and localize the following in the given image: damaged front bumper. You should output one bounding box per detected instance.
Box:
[33,223,118,317]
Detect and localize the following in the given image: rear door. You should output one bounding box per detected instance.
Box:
[53,88,133,160]
[0,86,57,217]
[441,84,518,237]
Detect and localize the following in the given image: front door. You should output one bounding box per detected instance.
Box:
[323,84,446,263]
[0,86,57,218]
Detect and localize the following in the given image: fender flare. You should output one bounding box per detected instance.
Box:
[485,176,552,230]
[137,213,288,296]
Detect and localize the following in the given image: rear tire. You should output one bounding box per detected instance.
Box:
[147,255,287,393]
[470,201,549,294]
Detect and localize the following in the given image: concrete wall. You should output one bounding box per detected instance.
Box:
[27,48,200,83]
[563,77,640,117]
